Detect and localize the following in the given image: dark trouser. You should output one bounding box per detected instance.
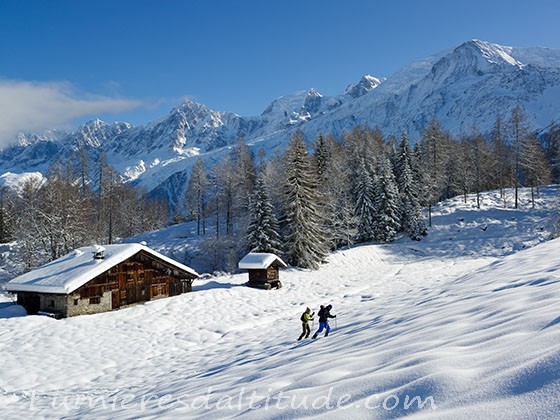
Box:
[298,322,311,340]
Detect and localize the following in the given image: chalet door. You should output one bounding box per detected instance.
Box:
[118,272,127,305]
[23,293,41,315]
[127,282,137,304]
[112,290,120,310]
[145,270,153,301]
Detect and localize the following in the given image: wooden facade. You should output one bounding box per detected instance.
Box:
[247,266,282,290]
[15,250,196,318]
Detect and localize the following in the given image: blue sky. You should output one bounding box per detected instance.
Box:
[0,0,559,143]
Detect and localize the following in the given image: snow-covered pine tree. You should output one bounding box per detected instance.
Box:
[372,157,402,242]
[0,187,15,243]
[412,142,430,210]
[395,132,427,240]
[246,173,282,254]
[316,135,358,248]
[281,131,329,269]
[313,134,330,184]
[260,156,286,216]
[353,158,377,242]
[344,125,386,170]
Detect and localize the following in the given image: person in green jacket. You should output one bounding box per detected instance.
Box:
[298,307,315,340]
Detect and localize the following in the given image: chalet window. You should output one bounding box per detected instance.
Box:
[49,300,55,307]
[89,297,101,304]
[74,299,79,305]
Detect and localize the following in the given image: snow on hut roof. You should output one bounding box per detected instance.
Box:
[238,253,287,270]
[6,243,199,294]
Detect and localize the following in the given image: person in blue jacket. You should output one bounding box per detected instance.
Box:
[312,304,336,339]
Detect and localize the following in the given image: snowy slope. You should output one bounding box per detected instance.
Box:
[1,40,560,213]
[0,186,559,419]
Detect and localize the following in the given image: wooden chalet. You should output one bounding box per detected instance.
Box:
[238,252,287,290]
[6,243,199,318]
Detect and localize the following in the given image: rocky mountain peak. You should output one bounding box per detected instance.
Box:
[429,39,525,84]
[465,39,524,67]
[345,74,382,98]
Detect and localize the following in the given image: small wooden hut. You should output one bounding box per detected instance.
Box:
[238,252,287,290]
[6,243,199,318]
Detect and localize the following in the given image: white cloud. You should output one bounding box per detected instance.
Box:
[0,79,142,147]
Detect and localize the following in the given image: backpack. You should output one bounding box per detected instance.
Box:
[300,312,306,322]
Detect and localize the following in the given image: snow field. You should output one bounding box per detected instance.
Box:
[0,186,559,419]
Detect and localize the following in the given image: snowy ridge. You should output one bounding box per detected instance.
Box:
[1,40,560,211]
[0,172,45,194]
[0,186,559,418]
[470,39,524,67]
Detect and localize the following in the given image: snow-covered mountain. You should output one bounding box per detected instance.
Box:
[2,40,560,211]
[302,39,560,141]
[344,74,383,98]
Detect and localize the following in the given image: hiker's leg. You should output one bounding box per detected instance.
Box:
[298,323,306,340]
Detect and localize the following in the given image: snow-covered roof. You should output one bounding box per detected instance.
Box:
[6,243,199,294]
[238,253,287,270]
